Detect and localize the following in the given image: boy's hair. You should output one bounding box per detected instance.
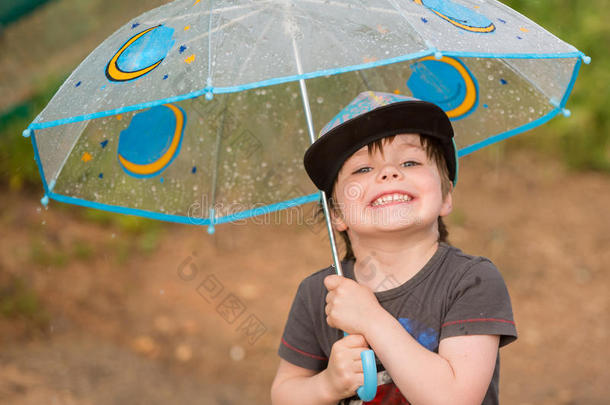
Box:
[314,133,453,261]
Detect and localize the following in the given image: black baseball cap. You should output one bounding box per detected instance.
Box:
[303,91,458,195]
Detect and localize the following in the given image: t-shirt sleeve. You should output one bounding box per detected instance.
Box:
[440,259,517,347]
[278,278,329,371]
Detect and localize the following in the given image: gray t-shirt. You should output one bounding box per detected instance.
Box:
[278,242,517,404]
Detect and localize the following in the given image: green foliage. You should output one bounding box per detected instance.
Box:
[0,0,55,26]
[0,74,66,190]
[29,238,69,268]
[0,276,50,329]
[503,0,610,172]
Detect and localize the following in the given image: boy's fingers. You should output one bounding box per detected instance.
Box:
[353,357,364,373]
[325,290,335,304]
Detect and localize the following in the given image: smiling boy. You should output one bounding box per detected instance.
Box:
[271,92,517,405]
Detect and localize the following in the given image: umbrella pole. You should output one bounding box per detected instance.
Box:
[295,78,343,276]
[289,36,343,276]
[292,37,377,401]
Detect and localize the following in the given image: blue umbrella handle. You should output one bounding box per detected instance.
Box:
[343,331,377,401]
[357,348,378,401]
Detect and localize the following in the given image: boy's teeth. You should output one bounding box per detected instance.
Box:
[372,193,412,206]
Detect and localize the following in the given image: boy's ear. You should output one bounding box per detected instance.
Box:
[332,216,348,232]
[440,188,453,217]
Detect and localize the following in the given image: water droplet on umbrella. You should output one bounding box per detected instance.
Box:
[317,97,324,104]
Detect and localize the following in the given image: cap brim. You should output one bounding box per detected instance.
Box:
[303,100,456,194]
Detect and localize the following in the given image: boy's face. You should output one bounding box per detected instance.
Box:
[330,133,452,237]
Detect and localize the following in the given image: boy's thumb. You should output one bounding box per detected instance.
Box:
[324,274,341,290]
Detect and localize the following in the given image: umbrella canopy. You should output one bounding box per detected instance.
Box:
[23,0,588,229]
[22,1,589,401]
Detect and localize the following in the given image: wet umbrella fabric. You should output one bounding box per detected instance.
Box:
[24,0,587,229]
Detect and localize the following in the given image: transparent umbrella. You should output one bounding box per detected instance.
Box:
[23,0,589,401]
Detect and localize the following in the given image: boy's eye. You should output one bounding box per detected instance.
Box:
[352,161,419,174]
[353,167,372,174]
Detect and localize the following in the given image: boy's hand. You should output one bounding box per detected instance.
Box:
[324,275,381,336]
[321,334,369,400]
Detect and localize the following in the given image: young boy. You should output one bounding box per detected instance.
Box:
[271,91,517,404]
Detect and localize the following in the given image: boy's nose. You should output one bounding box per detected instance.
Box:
[378,164,403,181]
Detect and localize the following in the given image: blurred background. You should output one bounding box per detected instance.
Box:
[0,0,608,404]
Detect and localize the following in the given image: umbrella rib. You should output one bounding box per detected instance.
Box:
[207,0,215,85]
[286,3,344,276]
[299,19,373,90]
[210,98,229,222]
[141,0,272,25]
[50,120,93,190]
[496,58,558,103]
[234,15,276,83]
[181,8,266,47]
[384,0,428,47]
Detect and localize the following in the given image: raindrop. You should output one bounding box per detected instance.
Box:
[151,186,157,192]
[316,97,324,104]
[36,207,41,213]
[261,162,267,168]
[487,75,494,81]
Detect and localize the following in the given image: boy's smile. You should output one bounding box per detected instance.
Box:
[330,133,452,238]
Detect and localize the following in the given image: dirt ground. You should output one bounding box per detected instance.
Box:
[1,144,609,404]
